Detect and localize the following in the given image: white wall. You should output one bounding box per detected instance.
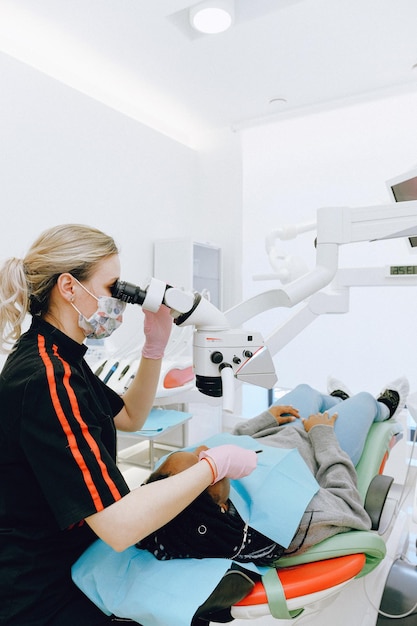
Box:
[0,53,242,359]
[4,47,417,404]
[241,91,417,395]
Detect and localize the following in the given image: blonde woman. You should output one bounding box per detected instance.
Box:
[0,224,256,626]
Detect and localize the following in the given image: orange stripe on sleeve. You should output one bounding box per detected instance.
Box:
[37,335,123,512]
[53,345,123,502]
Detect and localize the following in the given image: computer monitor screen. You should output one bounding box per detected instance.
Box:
[391,176,417,203]
[387,168,417,249]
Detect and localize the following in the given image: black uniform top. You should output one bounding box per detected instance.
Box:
[0,317,129,625]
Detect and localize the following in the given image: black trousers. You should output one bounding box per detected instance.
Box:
[44,588,143,626]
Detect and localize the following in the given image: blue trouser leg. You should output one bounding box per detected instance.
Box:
[332,391,387,465]
[274,385,387,465]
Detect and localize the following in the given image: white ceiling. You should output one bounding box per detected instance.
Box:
[1,0,417,146]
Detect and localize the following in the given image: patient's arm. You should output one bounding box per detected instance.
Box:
[284,423,372,554]
[308,425,371,526]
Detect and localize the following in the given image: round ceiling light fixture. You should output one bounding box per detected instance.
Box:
[189,0,235,34]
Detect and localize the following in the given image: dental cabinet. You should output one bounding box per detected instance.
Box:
[154,239,222,309]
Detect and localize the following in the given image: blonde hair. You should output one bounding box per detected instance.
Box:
[0,224,119,353]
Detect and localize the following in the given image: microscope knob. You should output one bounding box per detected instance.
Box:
[211,351,223,364]
[243,350,253,358]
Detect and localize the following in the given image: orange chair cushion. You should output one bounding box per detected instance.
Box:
[235,553,366,605]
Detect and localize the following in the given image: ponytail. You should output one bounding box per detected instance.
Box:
[0,257,29,353]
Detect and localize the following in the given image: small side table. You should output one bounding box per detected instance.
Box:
[117,408,192,471]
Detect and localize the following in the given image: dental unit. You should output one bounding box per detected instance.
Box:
[74,180,417,625]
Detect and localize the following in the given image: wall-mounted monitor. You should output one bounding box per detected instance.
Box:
[386,166,417,251]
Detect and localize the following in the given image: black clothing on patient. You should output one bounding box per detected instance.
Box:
[137,491,284,566]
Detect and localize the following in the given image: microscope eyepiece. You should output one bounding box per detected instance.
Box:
[111,280,147,305]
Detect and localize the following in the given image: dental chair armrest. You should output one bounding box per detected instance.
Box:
[364,474,394,530]
[276,530,385,577]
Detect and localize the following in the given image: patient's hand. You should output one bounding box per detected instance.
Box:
[268,405,300,425]
[302,411,338,432]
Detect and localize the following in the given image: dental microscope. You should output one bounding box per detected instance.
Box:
[111,277,277,410]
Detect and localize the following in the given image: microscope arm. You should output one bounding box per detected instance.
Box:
[226,201,417,328]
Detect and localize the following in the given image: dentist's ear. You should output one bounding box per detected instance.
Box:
[56,273,76,303]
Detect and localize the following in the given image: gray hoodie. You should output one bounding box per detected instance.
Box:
[233,411,372,555]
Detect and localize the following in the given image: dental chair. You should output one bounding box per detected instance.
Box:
[72,418,403,626]
[230,418,402,623]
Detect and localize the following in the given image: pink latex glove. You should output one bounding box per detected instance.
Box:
[199,444,257,484]
[142,305,173,359]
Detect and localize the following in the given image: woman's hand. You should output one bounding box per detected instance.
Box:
[198,444,257,484]
[302,411,338,432]
[268,404,300,425]
[142,305,173,359]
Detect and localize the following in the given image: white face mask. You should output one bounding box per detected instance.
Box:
[71,277,126,339]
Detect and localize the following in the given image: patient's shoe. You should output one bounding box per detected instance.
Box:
[377,376,410,419]
[327,376,352,401]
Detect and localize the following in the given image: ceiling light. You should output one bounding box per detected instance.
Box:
[189,0,234,34]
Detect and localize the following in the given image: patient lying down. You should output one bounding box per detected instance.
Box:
[140,444,287,566]
[138,381,407,566]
